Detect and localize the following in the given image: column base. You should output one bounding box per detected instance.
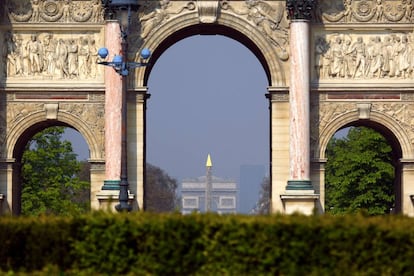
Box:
[96,190,135,211]
[286,180,314,190]
[280,194,319,215]
[102,180,120,190]
[282,180,319,215]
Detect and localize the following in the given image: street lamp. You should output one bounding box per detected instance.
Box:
[99,0,151,212]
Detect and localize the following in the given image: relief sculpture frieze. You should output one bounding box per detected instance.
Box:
[313,31,414,81]
[1,31,103,82]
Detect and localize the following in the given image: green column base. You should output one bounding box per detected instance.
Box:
[102,180,121,190]
[286,180,313,190]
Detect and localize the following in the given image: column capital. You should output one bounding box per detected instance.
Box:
[286,0,316,21]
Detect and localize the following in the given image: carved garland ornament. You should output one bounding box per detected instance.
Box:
[4,0,104,23]
[318,0,414,23]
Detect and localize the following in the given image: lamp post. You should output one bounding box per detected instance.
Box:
[99,0,151,212]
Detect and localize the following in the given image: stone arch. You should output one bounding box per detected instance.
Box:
[315,109,414,214]
[134,9,287,87]
[318,110,411,160]
[6,110,102,161]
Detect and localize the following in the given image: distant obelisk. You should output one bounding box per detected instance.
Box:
[205,154,212,212]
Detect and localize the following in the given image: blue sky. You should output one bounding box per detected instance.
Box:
[66,34,269,197]
[146,35,269,182]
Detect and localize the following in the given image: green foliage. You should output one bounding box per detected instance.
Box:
[253,176,270,214]
[145,163,178,212]
[21,127,90,216]
[2,213,414,275]
[326,127,395,215]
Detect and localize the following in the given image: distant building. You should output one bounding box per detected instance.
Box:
[181,176,237,214]
[239,165,266,213]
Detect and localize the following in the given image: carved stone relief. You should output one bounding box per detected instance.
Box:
[3,0,104,23]
[312,99,414,158]
[222,0,289,61]
[2,101,105,159]
[122,0,195,60]
[59,102,105,155]
[129,1,289,62]
[316,0,414,24]
[1,31,103,81]
[313,31,414,81]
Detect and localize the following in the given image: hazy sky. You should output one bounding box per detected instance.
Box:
[66,34,269,184]
[146,35,269,182]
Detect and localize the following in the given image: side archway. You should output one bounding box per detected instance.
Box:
[7,110,103,161]
[4,109,104,214]
[316,110,412,214]
[318,110,411,160]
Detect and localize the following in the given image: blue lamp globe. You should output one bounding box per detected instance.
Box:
[98,47,109,59]
[140,48,151,59]
[112,55,123,65]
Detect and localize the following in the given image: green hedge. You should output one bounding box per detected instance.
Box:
[1,213,414,275]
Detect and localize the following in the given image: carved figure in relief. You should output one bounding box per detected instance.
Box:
[407,0,414,21]
[245,0,287,56]
[409,33,414,77]
[227,0,288,60]
[365,36,383,78]
[343,0,353,22]
[43,33,56,76]
[330,36,344,78]
[92,0,103,23]
[350,37,366,78]
[4,32,16,77]
[14,36,24,77]
[88,38,99,78]
[78,37,89,78]
[396,35,410,78]
[67,39,79,78]
[375,0,384,22]
[342,38,354,78]
[62,0,71,22]
[31,0,41,22]
[55,39,69,79]
[314,36,328,79]
[140,0,170,39]
[26,34,43,75]
[380,36,392,77]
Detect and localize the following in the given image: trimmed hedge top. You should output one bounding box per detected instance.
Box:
[1,212,414,275]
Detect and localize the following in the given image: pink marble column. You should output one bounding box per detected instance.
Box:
[288,19,312,190]
[103,20,123,188]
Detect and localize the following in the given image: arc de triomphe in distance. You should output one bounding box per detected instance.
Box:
[1,0,414,215]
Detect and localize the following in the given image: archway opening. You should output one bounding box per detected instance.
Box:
[146,34,269,214]
[325,123,402,215]
[12,123,90,215]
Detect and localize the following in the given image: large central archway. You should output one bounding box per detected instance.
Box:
[145,33,269,213]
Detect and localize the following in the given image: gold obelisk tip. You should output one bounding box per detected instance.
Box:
[206,154,212,167]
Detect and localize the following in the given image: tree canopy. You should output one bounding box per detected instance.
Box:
[21,127,89,216]
[145,163,178,212]
[325,126,395,215]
